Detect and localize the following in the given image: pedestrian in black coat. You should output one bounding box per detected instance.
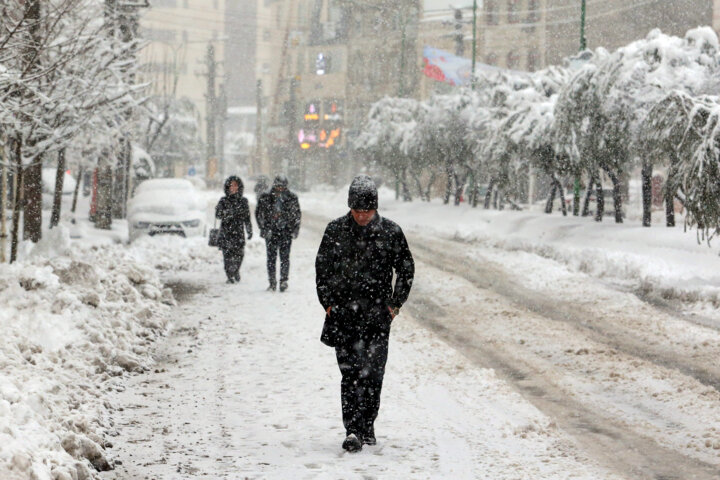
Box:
[315,174,414,453]
[215,176,252,283]
[255,175,301,291]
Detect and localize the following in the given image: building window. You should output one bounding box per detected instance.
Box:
[316,53,331,75]
[297,52,305,74]
[527,50,539,71]
[507,51,519,69]
[527,0,539,23]
[140,27,177,43]
[507,0,519,24]
[153,0,177,7]
[485,0,498,25]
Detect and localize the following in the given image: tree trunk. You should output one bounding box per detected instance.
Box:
[595,177,604,222]
[582,173,595,217]
[50,148,66,228]
[572,174,580,216]
[642,162,653,227]
[545,182,557,214]
[443,167,452,204]
[492,188,499,209]
[555,178,567,216]
[10,139,23,263]
[603,167,623,224]
[23,157,42,242]
[425,172,437,202]
[71,166,83,214]
[665,184,675,228]
[400,169,412,202]
[95,164,113,230]
[112,139,131,219]
[453,171,466,206]
[484,178,495,209]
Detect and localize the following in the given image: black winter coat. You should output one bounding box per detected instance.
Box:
[315,212,414,346]
[255,189,301,238]
[215,194,252,250]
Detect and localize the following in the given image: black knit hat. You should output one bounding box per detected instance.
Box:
[348,174,378,210]
[273,174,289,188]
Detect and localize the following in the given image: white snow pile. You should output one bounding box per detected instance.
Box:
[0,230,175,480]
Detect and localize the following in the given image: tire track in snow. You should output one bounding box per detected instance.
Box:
[410,237,720,393]
[406,280,720,480]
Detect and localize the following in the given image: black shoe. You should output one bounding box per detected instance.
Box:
[267,283,277,291]
[279,281,288,292]
[226,278,236,284]
[362,427,376,445]
[235,274,241,283]
[342,434,362,453]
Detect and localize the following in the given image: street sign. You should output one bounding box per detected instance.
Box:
[188,166,196,177]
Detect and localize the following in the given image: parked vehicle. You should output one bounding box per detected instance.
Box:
[41,168,77,209]
[127,178,206,242]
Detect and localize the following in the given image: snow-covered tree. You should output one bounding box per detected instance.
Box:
[355,96,422,201]
[0,0,144,253]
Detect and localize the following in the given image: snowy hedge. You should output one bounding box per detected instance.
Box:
[357,27,720,237]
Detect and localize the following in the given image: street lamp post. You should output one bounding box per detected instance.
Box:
[471,0,477,90]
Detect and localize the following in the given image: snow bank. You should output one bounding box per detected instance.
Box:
[0,229,175,480]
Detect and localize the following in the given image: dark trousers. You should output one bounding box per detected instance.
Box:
[265,234,292,285]
[222,247,244,281]
[335,331,389,437]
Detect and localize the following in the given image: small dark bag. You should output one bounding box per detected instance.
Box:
[208,219,220,248]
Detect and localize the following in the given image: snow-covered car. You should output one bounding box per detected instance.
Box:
[41,168,77,209]
[128,178,206,242]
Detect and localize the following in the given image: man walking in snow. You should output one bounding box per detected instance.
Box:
[255,175,301,292]
[315,175,415,452]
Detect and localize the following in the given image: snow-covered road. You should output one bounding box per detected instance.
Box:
[92,193,720,480]
[100,227,622,479]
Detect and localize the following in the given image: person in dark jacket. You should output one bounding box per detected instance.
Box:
[315,174,414,453]
[215,176,252,284]
[255,175,301,292]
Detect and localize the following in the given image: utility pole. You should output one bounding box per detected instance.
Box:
[108,0,146,220]
[573,0,587,215]
[0,141,7,263]
[205,43,218,183]
[453,8,464,57]
[217,83,227,178]
[254,79,263,175]
[471,0,478,90]
[580,0,587,51]
[287,77,299,186]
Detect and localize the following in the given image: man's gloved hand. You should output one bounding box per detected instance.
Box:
[292,230,299,239]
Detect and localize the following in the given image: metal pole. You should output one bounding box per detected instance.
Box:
[0,143,7,263]
[398,18,407,97]
[580,0,587,51]
[254,80,263,175]
[573,0,587,215]
[471,0,477,90]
